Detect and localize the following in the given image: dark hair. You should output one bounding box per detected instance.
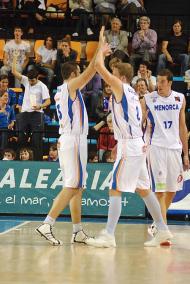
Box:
[44,36,57,50]
[49,143,57,151]
[102,150,112,162]
[172,19,183,33]
[0,74,9,81]
[14,26,23,32]
[27,69,39,80]
[139,60,150,69]
[61,61,78,80]
[136,78,148,88]
[157,69,173,82]
[3,148,16,159]
[19,147,34,160]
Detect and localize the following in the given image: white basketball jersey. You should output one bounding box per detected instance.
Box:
[112,83,143,140]
[145,90,184,149]
[54,83,88,135]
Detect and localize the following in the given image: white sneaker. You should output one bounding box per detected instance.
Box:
[35,223,63,246]
[87,28,93,36]
[72,32,78,37]
[148,222,158,237]
[71,230,94,244]
[144,230,173,247]
[86,229,116,248]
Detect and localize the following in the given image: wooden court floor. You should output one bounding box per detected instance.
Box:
[0,220,190,284]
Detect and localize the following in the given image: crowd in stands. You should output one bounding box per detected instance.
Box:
[0,1,190,162]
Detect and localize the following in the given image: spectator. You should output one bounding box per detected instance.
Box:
[82,70,102,120]
[94,0,117,27]
[102,150,115,163]
[130,16,157,73]
[28,36,57,89]
[96,82,112,122]
[12,52,51,160]
[69,0,94,37]
[88,151,98,163]
[48,143,59,162]
[16,0,46,34]
[131,61,156,92]
[117,0,146,34]
[97,114,117,160]
[0,26,30,87]
[105,17,129,63]
[56,37,78,85]
[0,91,15,151]
[136,78,149,99]
[0,74,17,108]
[157,19,190,76]
[19,147,34,161]
[2,148,16,160]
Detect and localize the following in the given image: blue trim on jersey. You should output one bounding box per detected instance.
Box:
[77,90,84,130]
[121,93,128,122]
[78,152,83,188]
[112,98,120,129]
[68,96,74,125]
[147,106,155,143]
[173,179,190,202]
[149,162,156,192]
[112,159,122,190]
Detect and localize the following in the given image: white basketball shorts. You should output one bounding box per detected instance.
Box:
[58,134,87,189]
[148,145,183,192]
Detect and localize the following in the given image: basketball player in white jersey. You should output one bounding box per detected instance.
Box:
[144,69,189,238]
[87,27,173,248]
[36,41,109,245]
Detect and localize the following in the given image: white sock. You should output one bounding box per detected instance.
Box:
[73,223,82,233]
[44,215,55,226]
[143,192,168,231]
[106,196,122,236]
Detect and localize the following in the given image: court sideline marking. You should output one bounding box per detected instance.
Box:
[0,221,30,235]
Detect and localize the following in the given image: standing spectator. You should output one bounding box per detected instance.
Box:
[157,19,190,76]
[0,74,17,108]
[0,26,30,87]
[0,91,15,151]
[105,17,129,63]
[12,52,51,160]
[130,16,157,73]
[69,0,94,37]
[56,37,78,85]
[28,36,57,89]
[131,61,156,92]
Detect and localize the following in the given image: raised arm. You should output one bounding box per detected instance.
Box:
[95,27,123,102]
[12,52,22,81]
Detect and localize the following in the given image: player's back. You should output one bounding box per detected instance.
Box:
[54,83,88,136]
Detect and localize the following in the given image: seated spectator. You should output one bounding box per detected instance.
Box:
[19,147,34,161]
[0,91,15,151]
[2,148,16,160]
[12,52,51,161]
[102,150,115,163]
[131,61,156,92]
[0,0,14,9]
[117,0,146,34]
[96,83,112,122]
[136,78,149,99]
[56,36,78,85]
[16,0,46,34]
[94,0,117,27]
[69,0,94,37]
[97,114,117,160]
[0,26,30,87]
[105,17,129,64]
[157,19,190,76]
[130,16,157,73]
[82,70,102,120]
[88,151,98,163]
[28,36,57,89]
[47,143,59,162]
[0,75,17,108]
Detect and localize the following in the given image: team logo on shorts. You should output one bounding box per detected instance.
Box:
[177,174,183,183]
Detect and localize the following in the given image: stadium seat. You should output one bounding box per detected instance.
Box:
[34,40,44,59]
[85,41,99,62]
[70,41,82,62]
[0,39,5,61]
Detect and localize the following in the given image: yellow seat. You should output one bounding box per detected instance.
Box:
[10,88,23,93]
[70,41,82,62]
[0,39,5,61]
[86,41,99,62]
[34,40,44,59]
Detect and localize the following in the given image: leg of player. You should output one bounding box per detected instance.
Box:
[155,192,167,223]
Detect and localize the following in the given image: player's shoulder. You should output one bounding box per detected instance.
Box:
[171,90,184,100]
[144,91,158,101]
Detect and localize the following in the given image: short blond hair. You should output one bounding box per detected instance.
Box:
[114,63,134,83]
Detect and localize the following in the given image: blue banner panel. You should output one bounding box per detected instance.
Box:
[0,161,145,217]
